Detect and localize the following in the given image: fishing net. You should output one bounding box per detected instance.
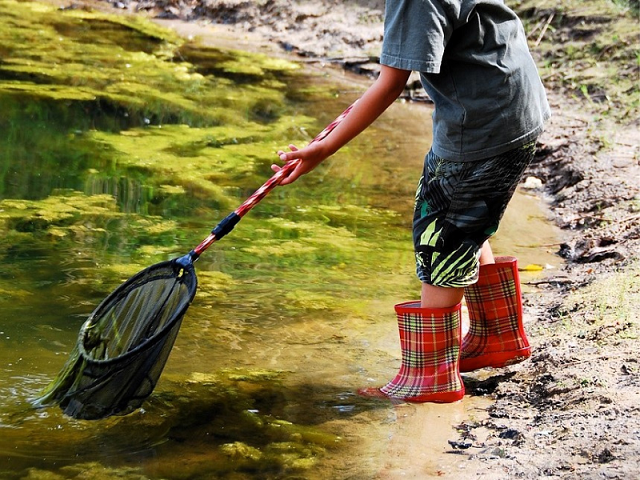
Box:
[33,259,197,420]
[32,101,356,420]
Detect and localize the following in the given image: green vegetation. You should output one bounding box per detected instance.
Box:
[569,260,640,339]
[0,0,299,125]
[0,4,416,477]
[16,369,342,479]
[0,0,413,312]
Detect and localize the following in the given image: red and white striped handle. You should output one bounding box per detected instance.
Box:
[191,99,358,257]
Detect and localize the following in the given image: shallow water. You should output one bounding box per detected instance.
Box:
[0,2,561,478]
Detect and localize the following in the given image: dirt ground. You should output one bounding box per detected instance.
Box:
[71,0,640,477]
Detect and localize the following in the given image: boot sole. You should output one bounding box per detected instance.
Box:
[357,387,465,403]
[460,347,531,373]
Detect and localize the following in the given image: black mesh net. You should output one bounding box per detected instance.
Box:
[33,259,197,420]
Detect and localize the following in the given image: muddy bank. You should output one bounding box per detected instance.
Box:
[61,0,640,477]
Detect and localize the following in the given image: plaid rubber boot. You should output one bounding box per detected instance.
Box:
[460,256,531,372]
[359,301,465,403]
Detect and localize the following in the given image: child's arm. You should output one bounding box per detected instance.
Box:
[272,65,411,185]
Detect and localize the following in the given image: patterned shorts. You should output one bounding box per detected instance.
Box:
[414,142,537,288]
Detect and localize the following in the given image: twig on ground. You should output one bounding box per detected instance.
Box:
[535,13,555,47]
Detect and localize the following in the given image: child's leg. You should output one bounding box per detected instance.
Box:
[420,283,463,308]
[479,241,495,265]
[360,144,536,403]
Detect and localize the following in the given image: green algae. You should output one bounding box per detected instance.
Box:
[0,81,101,102]
[0,0,300,126]
[6,365,342,478]
[24,463,149,480]
[0,192,121,234]
[84,114,319,208]
[0,0,316,271]
[0,191,176,245]
[188,368,283,385]
[177,42,299,78]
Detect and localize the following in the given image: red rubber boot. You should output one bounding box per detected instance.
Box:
[460,256,531,372]
[359,301,465,403]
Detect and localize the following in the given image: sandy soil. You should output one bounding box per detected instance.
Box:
[74,0,640,477]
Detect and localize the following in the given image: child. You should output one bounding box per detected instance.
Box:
[273,0,550,403]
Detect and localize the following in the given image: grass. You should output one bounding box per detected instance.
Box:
[566,260,640,341]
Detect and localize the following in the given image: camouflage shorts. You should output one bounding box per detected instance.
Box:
[414,142,536,287]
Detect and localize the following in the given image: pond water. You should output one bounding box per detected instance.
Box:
[0,1,562,478]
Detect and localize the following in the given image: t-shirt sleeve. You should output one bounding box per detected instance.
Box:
[380,0,452,74]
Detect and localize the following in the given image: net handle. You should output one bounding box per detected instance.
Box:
[188,99,359,259]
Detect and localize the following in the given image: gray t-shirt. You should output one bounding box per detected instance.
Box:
[381,0,551,161]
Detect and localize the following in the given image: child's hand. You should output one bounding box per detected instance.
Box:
[271,66,409,186]
[271,142,329,185]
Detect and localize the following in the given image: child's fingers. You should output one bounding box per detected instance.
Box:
[272,144,304,183]
[277,144,301,162]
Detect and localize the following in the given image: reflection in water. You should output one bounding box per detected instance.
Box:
[0,2,561,478]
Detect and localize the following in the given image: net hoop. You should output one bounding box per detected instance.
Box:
[77,259,198,364]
